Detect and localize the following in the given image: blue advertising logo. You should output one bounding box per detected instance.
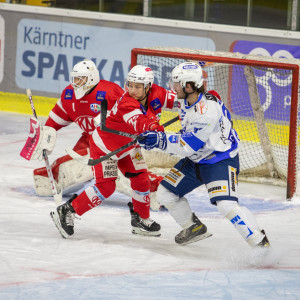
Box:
[150,98,162,110]
[96,91,106,101]
[183,64,198,69]
[64,89,73,99]
[230,41,300,122]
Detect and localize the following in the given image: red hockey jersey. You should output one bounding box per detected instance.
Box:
[92,84,176,157]
[45,80,124,135]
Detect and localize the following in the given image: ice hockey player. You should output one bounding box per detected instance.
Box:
[50,65,177,238]
[138,61,270,248]
[23,59,163,199]
[30,59,124,196]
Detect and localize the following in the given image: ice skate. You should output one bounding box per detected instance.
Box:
[175,213,212,245]
[257,230,270,248]
[128,202,161,237]
[50,194,77,239]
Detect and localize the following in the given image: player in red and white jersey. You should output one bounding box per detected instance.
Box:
[33,59,124,196]
[96,84,176,157]
[50,65,177,239]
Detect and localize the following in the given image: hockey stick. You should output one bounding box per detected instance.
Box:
[100,99,180,140]
[100,99,142,139]
[66,113,180,166]
[26,89,62,205]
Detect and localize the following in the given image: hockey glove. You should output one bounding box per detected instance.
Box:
[20,117,57,161]
[138,131,167,151]
[148,122,164,132]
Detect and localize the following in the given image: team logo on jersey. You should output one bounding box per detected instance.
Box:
[196,100,208,114]
[168,135,179,143]
[64,89,73,99]
[75,116,95,134]
[90,103,101,113]
[143,195,150,204]
[91,196,102,207]
[150,98,162,110]
[96,91,106,101]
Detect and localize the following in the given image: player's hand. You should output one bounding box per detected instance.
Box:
[138,131,167,151]
[148,122,164,132]
[20,117,57,161]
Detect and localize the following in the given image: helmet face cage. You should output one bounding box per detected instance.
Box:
[69,59,100,99]
[169,62,203,92]
[70,76,88,89]
[125,65,154,89]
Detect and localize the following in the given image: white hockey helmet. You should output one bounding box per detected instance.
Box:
[70,59,100,99]
[126,65,154,88]
[169,61,203,91]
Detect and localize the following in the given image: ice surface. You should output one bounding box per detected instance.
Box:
[0,112,300,300]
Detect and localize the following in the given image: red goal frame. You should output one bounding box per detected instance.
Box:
[131,47,299,200]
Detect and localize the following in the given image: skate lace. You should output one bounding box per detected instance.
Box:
[65,211,76,226]
[141,218,154,227]
[178,228,189,239]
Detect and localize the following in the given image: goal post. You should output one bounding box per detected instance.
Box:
[131,47,300,200]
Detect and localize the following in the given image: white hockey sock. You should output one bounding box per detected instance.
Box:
[157,185,193,228]
[217,200,264,247]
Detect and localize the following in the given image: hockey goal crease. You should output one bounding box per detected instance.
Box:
[130,47,300,200]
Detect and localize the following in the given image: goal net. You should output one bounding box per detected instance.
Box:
[131,47,300,200]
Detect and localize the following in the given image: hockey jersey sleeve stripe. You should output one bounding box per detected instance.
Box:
[56,99,68,115]
[181,132,205,151]
[123,109,143,123]
[92,130,112,156]
[49,111,72,126]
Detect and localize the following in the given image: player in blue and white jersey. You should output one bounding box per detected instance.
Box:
[138,61,270,247]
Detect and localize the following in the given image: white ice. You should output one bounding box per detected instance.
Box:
[1,111,300,300]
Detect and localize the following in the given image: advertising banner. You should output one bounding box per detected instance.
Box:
[16,19,215,93]
[0,15,4,84]
[230,40,300,122]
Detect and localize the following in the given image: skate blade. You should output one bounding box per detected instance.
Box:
[132,227,161,237]
[176,231,213,245]
[50,211,69,239]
